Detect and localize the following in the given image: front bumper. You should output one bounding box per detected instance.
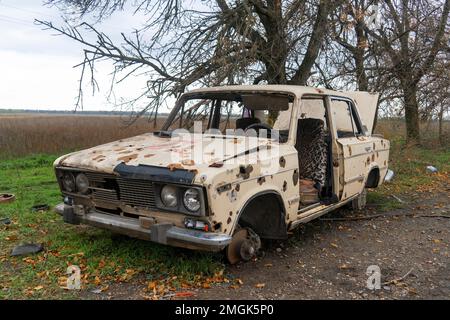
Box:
[54,203,231,252]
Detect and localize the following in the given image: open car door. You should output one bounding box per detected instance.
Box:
[343,91,379,134]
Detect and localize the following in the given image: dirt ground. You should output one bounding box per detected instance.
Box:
[83,190,450,300]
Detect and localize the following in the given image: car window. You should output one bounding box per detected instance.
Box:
[331,99,360,138]
[298,98,327,130]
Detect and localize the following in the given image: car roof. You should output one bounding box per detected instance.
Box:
[185,84,353,99]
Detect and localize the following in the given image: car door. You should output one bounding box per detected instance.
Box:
[329,97,372,200]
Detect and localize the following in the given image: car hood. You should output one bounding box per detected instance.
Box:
[55,132,276,180]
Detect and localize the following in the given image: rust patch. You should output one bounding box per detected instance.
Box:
[315,88,324,93]
[114,147,126,152]
[181,159,195,166]
[92,155,105,161]
[118,150,133,154]
[144,154,155,158]
[257,176,266,185]
[209,161,224,168]
[118,154,138,163]
[167,163,184,171]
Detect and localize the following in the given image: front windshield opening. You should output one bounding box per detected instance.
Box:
[162,92,294,143]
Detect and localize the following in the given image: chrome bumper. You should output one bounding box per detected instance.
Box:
[54,204,231,251]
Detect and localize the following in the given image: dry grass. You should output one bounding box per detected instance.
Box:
[0,114,165,159]
[375,118,450,148]
[0,113,448,159]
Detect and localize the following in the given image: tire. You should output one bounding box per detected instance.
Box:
[351,189,367,210]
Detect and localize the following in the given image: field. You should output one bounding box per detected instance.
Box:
[0,114,166,159]
[0,113,449,299]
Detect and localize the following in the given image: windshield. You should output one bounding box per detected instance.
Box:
[162,92,294,142]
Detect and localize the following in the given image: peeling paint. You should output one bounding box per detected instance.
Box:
[117,154,138,163]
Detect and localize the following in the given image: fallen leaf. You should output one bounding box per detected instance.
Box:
[330,243,339,248]
[264,263,273,268]
[148,281,157,290]
[34,285,44,291]
[175,291,195,297]
[255,283,265,288]
[236,279,243,285]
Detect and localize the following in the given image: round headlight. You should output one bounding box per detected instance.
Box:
[75,173,89,194]
[161,185,178,207]
[183,188,201,212]
[62,173,75,192]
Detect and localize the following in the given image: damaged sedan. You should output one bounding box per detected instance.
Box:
[54,85,391,263]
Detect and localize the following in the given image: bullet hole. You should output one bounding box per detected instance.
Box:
[293,170,299,185]
[279,156,286,168]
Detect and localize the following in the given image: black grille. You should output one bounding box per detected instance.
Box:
[84,172,156,210]
[117,177,156,209]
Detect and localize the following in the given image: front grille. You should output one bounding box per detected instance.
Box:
[117,177,156,209]
[84,172,156,210]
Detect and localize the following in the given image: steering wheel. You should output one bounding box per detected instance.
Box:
[244,122,273,137]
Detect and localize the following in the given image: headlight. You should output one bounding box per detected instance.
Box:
[183,188,201,212]
[161,185,178,207]
[75,173,89,194]
[62,172,75,192]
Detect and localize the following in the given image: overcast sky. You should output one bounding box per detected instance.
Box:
[0,0,149,111]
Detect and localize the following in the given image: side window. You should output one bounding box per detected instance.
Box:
[298,98,327,130]
[331,99,361,138]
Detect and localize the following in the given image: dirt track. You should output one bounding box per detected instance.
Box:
[84,191,450,300]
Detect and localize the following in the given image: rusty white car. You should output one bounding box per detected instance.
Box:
[54,85,391,263]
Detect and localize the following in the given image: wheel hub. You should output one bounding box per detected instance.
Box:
[226,228,261,264]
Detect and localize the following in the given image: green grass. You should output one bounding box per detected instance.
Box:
[0,154,222,299]
[1,142,448,299]
[367,140,450,210]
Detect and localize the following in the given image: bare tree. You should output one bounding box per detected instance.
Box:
[39,0,341,123]
[359,0,450,144]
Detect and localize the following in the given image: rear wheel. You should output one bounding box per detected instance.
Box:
[225,227,261,264]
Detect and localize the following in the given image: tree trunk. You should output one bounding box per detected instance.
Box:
[402,82,421,145]
[438,104,444,145]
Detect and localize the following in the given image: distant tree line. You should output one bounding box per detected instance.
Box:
[39,0,450,145]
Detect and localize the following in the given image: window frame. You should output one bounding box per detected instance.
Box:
[329,96,364,138]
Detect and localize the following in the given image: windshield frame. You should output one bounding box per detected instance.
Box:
[161,90,296,136]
